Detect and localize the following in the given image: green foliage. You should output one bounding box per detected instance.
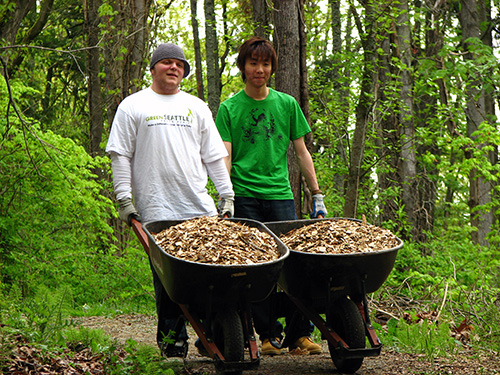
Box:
[16,287,74,345]
[64,325,116,352]
[1,309,178,375]
[374,318,459,359]
[115,341,179,375]
[0,280,173,374]
[375,236,500,352]
[0,78,155,315]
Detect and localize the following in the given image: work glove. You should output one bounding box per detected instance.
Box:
[118,198,142,226]
[311,194,327,218]
[218,197,234,218]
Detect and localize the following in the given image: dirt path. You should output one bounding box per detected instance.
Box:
[76,314,499,375]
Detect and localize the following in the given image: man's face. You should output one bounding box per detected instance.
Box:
[243,54,272,89]
[151,58,185,94]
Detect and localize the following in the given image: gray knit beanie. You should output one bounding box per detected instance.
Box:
[150,42,191,77]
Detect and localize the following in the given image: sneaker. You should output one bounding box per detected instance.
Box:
[291,336,322,354]
[160,340,188,358]
[261,337,283,356]
[195,338,209,357]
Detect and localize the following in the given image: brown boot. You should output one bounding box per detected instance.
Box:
[261,338,284,356]
[291,336,322,354]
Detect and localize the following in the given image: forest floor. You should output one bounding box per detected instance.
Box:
[4,313,499,374]
[73,314,500,375]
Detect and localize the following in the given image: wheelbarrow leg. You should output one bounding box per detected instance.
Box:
[350,276,382,348]
[241,284,259,361]
[178,304,225,360]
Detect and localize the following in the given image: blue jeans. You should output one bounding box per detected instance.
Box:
[234,197,297,222]
[234,197,313,344]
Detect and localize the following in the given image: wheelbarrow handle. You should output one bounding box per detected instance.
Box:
[131,218,150,255]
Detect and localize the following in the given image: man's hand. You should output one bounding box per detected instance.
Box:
[311,194,327,218]
[118,198,142,225]
[218,197,234,218]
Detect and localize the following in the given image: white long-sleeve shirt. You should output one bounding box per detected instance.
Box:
[106,88,233,222]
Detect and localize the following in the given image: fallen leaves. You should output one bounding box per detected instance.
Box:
[4,334,128,375]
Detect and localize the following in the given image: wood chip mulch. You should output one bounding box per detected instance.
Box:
[280,218,400,254]
[153,216,281,265]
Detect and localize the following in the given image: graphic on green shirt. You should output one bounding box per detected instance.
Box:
[242,108,284,144]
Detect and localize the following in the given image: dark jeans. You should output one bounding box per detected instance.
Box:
[149,259,188,348]
[234,196,313,344]
[234,196,298,222]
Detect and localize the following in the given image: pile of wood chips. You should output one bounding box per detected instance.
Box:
[153,216,281,265]
[280,218,399,254]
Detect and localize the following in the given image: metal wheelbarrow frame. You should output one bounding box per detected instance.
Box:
[265,218,403,374]
[132,217,289,375]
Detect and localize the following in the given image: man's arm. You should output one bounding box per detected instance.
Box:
[110,152,133,200]
[223,141,232,175]
[292,137,321,194]
[293,137,327,218]
[205,157,234,218]
[110,152,141,224]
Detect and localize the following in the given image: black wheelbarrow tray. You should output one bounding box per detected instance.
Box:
[135,217,289,375]
[264,217,403,374]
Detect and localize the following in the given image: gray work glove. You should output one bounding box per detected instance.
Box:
[118,198,142,225]
[218,197,234,218]
[311,194,327,218]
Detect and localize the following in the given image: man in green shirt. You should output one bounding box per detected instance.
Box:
[215,36,327,355]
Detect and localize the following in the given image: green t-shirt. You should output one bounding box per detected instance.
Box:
[215,88,311,199]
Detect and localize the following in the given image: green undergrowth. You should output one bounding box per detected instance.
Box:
[372,318,460,360]
[1,233,499,373]
[0,291,178,374]
[371,237,500,356]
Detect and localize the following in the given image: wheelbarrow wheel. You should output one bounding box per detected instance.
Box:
[327,296,366,374]
[213,309,244,375]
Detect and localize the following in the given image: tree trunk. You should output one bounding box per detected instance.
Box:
[374,27,400,228]
[219,2,231,83]
[459,0,492,246]
[99,0,153,251]
[84,0,104,159]
[251,0,270,39]
[273,0,304,218]
[0,0,46,75]
[298,0,315,217]
[478,0,498,228]
[412,1,449,244]
[395,0,418,239]
[0,1,36,46]
[324,0,351,205]
[204,0,220,118]
[343,3,377,219]
[190,0,205,100]
[102,0,152,126]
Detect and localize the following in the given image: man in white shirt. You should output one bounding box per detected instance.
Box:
[106,42,234,357]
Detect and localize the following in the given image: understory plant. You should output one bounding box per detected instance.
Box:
[372,235,500,354]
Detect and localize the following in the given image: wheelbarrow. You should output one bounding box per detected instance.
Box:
[264,218,402,374]
[132,217,289,375]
